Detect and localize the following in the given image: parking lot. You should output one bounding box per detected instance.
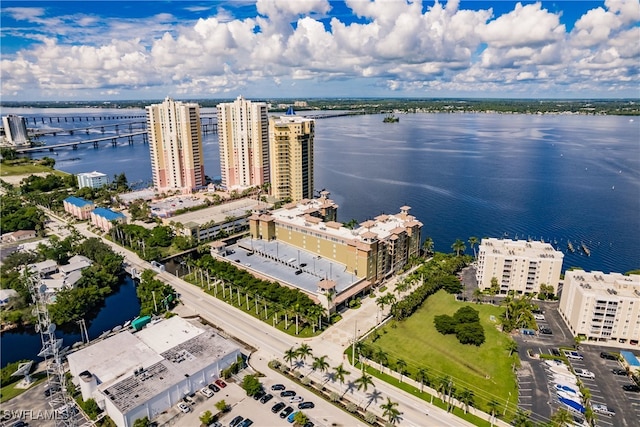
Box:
[514,301,640,426]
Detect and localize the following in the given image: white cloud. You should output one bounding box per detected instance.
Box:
[1,0,638,100]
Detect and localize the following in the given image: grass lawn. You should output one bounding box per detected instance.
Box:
[0,163,68,177]
[364,289,518,416]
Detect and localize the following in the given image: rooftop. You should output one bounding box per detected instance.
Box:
[480,238,564,259]
[64,196,94,208]
[78,171,107,178]
[92,207,126,221]
[168,198,270,229]
[567,270,640,298]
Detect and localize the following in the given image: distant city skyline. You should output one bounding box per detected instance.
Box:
[1,0,639,101]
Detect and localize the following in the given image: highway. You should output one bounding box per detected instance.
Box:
[58,219,482,427]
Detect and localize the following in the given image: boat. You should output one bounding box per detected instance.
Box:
[383,114,399,123]
[112,325,123,333]
[581,242,590,256]
[567,240,575,253]
[98,330,110,339]
[123,320,132,328]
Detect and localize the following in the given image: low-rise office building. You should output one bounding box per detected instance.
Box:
[63,197,95,220]
[559,270,640,347]
[476,238,563,295]
[67,316,242,427]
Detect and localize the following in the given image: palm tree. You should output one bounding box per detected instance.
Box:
[284,347,298,369]
[468,236,479,258]
[422,237,434,256]
[415,368,429,393]
[472,287,484,304]
[511,409,534,427]
[506,340,518,357]
[375,295,387,323]
[451,239,466,256]
[437,376,451,401]
[355,372,374,392]
[550,408,573,426]
[333,364,350,396]
[487,399,500,426]
[374,348,388,373]
[296,343,313,363]
[380,398,402,425]
[310,355,329,378]
[395,359,407,383]
[458,389,474,414]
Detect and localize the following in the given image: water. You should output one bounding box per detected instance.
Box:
[3,108,638,274]
[1,276,140,367]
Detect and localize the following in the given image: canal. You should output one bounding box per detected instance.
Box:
[1,275,141,368]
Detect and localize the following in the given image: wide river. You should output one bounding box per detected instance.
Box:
[3,107,639,277]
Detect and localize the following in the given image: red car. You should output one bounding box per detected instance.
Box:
[215,379,227,388]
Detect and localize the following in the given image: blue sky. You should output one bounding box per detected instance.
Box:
[1,0,639,100]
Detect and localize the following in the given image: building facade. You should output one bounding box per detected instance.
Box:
[2,115,29,146]
[476,238,564,295]
[77,171,109,189]
[217,96,269,190]
[559,270,640,347]
[91,207,126,232]
[248,191,422,285]
[269,111,314,202]
[146,98,205,193]
[63,196,95,220]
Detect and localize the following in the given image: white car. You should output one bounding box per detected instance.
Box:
[289,395,304,403]
[592,404,615,416]
[178,402,190,413]
[534,314,545,321]
[200,387,214,398]
[563,350,584,360]
[574,368,595,379]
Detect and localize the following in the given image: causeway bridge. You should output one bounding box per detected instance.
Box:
[31,121,146,137]
[16,132,148,153]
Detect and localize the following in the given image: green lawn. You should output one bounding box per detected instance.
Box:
[0,163,67,177]
[364,289,518,416]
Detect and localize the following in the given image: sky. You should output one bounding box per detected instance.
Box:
[1,0,639,101]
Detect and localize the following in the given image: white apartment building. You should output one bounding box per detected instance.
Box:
[476,238,564,295]
[559,270,640,347]
[146,98,204,193]
[217,96,269,190]
[2,115,29,146]
[77,171,109,189]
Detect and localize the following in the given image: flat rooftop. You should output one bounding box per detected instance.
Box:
[168,198,270,228]
[480,238,563,259]
[222,237,361,296]
[566,270,640,298]
[150,195,207,217]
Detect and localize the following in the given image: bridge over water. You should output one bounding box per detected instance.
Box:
[16,132,148,153]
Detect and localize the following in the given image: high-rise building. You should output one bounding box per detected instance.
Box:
[2,115,29,146]
[146,98,204,193]
[559,270,640,347]
[475,238,564,295]
[269,109,314,202]
[217,96,269,190]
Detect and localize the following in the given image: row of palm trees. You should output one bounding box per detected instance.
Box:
[281,344,402,425]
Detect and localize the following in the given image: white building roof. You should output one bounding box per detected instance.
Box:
[0,288,18,302]
[135,315,205,354]
[170,198,270,228]
[28,259,58,273]
[480,238,563,260]
[566,270,640,299]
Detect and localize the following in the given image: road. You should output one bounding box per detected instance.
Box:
[64,219,481,427]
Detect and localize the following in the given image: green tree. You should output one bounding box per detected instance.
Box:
[380,398,402,425]
[415,368,429,392]
[355,371,374,392]
[296,343,313,363]
[451,239,466,256]
[506,340,518,356]
[214,400,228,412]
[333,364,350,396]
[242,374,262,396]
[458,389,474,414]
[511,409,534,427]
[200,410,214,426]
[472,287,484,304]
[284,347,298,369]
[455,322,485,346]
[550,408,573,426]
[292,411,309,426]
[468,236,479,258]
[395,359,407,383]
[310,355,329,377]
[422,237,434,256]
[132,417,150,427]
[374,348,388,373]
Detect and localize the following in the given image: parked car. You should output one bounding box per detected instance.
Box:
[623,384,640,392]
[240,419,253,427]
[271,402,286,413]
[208,383,220,393]
[11,422,28,427]
[534,314,545,321]
[289,396,304,403]
[600,351,618,360]
[539,327,553,335]
[183,395,195,405]
[287,411,299,423]
[271,384,286,391]
[280,406,294,419]
[551,348,561,357]
[612,368,628,376]
[592,404,615,416]
[260,393,274,404]
[298,401,315,409]
[253,390,266,400]
[229,416,244,427]
[563,350,584,360]
[214,379,227,388]
[574,368,595,379]
[177,402,190,413]
[303,422,314,427]
[200,387,214,398]
[280,390,296,397]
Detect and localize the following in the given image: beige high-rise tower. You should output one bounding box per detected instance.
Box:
[146,98,204,193]
[217,96,269,190]
[269,109,315,202]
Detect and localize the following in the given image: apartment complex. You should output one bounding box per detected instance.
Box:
[77,171,109,189]
[146,98,204,193]
[269,110,314,202]
[63,196,95,220]
[476,238,563,294]
[2,115,29,146]
[248,191,422,285]
[559,270,640,347]
[217,96,269,190]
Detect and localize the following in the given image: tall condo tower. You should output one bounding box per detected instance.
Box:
[217,96,269,190]
[146,98,204,193]
[2,115,29,146]
[269,108,315,202]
